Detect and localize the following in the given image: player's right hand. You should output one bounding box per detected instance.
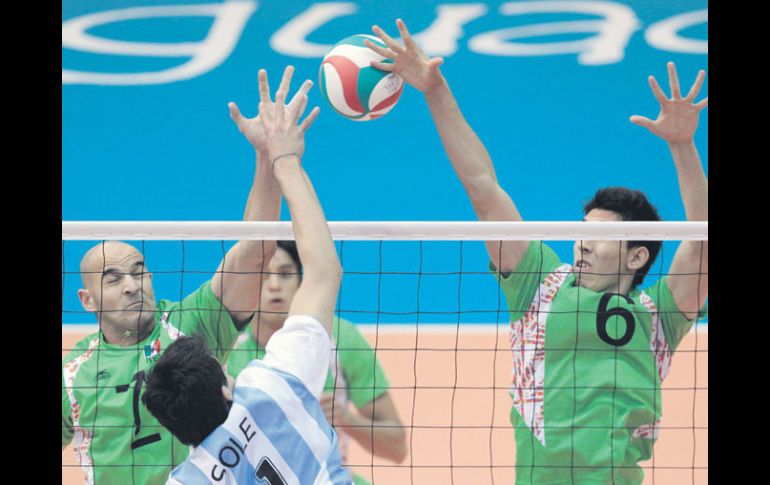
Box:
[365,18,444,94]
[229,66,314,154]
[258,65,320,163]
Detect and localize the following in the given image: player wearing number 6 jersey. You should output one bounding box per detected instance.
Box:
[143,65,352,485]
[369,19,708,485]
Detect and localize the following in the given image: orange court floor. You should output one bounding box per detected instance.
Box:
[62,326,708,484]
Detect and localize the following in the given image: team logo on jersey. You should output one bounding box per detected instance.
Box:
[144,338,161,362]
[95,370,110,382]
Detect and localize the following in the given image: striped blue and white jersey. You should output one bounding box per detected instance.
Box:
[167,315,352,485]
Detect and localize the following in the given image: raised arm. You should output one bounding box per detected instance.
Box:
[631,62,708,319]
[366,19,527,273]
[258,69,340,334]
[211,67,314,328]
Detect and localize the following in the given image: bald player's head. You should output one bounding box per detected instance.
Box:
[77,242,156,338]
[80,242,140,288]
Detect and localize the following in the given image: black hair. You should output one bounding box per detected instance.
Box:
[583,187,662,288]
[142,335,229,446]
[277,240,303,280]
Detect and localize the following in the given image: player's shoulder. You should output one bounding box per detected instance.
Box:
[157,279,215,313]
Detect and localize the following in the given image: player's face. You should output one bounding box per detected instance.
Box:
[81,242,157,333]
[573,209,634,294]
[260,248,301,323]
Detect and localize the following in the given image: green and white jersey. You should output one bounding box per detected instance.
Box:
[226,316,389,485]
[494,242,705,485]
[62,281,240,485]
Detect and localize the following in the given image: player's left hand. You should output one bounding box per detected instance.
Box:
[320,392,352,427]
[630,61,708,144]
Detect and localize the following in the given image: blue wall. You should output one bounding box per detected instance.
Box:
[63,0,708,324]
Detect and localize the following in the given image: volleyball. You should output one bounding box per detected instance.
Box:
[319,34,404,121]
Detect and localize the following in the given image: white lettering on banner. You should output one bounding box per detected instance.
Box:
[62,0,257,85]
[270,2,358,58]
[645,9,708,54]
[411,4,489,56]
[468,1,640,65]
[62,2,707,86]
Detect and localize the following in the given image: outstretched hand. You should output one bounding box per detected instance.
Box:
[365,18,444,94]
[257,66,320,164]
[630,61,708,144]
[228,66,315,153]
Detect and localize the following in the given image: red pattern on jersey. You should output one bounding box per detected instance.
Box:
[63,337,100,485]
[509,264,572,446]
[631,291,671,440]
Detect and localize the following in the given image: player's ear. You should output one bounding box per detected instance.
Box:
[627,246,649,271]
[222,372,235,402]
[77,288,97,312]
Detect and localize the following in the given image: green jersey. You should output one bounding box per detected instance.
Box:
[226,316,389,485]
[62,281,240,485]
[495,242,705,485]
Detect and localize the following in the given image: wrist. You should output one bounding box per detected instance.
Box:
[271,152,301,169]
[667,138,695,147]
[667,138,696,155]
[256,148,271,168]
[423,74,448,98]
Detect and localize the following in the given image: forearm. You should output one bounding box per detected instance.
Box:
[668,140,708,221]
[238,149,281,253]
[335,412,407,462]
[666,140,708,317]
[274,157,340,278]
[424,78,499,198]
[213,151,281,324]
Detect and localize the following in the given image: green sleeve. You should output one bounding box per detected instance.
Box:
[62,368,73,448]
[642,277,707,351]
[490,241,563,322]
[333,319,390,409]
[225,326,264,379]
[164,280,240,362]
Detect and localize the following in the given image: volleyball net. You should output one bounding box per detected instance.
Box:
[62,221,707,485]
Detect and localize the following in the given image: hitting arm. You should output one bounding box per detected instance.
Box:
[367,19,528,273]
[631,62,708,319]
[257,68,339,334]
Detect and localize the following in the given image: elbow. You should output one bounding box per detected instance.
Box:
[463,174,497,201]
[382,427,408,463]
[327,259,343,283]
[259,241,277,267]
[391,438,408,463]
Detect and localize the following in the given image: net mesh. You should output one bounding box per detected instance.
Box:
[62,222,707,485]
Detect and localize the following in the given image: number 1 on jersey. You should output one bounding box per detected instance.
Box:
[255,457,287,485]
[116,370,161,449]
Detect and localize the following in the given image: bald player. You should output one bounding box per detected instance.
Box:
[61,66,312,485]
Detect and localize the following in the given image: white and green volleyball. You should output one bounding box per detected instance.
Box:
[319,34,404,121]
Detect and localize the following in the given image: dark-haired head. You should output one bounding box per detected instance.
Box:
[583,187,662,288]
[277,240,303,278]
[142,335,230,446]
